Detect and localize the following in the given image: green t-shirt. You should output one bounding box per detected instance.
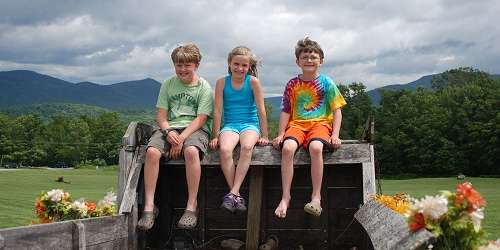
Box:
[156,76,213,134]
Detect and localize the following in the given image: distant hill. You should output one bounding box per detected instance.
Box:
[367,75,435,105]
[367,73,500,105]
[0,103,156,124]
[0,70,161,108]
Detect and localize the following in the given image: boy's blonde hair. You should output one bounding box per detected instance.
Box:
[227,46,259,77]
[171,43,202,64]
[295,37,324,60]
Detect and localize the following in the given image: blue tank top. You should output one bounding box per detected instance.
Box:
[223,74,259,125]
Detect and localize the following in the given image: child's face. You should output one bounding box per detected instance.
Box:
[296,51,323,74]
[174,62,199,83]
[229,55,250,78]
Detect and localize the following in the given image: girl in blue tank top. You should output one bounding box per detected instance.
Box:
[210,46,269,213]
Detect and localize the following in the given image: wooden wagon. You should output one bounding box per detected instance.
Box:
[116,121,377,250]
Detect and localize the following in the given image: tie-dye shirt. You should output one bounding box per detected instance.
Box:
[281,74,347,131]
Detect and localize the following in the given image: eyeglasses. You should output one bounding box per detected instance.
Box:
[299,55,321,61]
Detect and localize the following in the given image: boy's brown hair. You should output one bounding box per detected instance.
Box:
[171,43,202,64]
[295,37,324,60]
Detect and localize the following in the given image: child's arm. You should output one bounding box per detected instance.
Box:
[156,108,177,145]
[250,77,269,145]
[272,111,291,149]
[209,78,224,149]
[330,108,342,149]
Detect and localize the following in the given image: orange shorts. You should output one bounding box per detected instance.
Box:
[283,123,332,149]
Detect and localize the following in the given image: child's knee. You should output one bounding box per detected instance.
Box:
[183,146,199,159]
[282,140,298,155]
[308,141,323,155]
[146,147,162,160]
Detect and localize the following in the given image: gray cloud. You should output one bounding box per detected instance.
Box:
[1,0,499,95]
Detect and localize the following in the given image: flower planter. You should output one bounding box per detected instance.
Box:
[354,199,435,250]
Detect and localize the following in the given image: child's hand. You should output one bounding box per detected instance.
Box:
[209,138,219,150]
[272,134,284,149]
[169,143,183,160]
[330,136,341,149]
[166,130,182,145]
[258,136,269,146]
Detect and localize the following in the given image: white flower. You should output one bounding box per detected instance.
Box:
[47,189,65,202]
[98,191,117,208]
[469,208,484,232]
[71,199,88,217]
[414,195,448,220]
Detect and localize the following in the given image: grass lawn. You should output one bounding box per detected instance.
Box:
[380,177,500,240]
[0,168,117,228]
[0,169,498,240]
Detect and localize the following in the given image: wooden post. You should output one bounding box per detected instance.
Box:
[245,165,264,250]
[0,233,5,250]
[72,221,86,250]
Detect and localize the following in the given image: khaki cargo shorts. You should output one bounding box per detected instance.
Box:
[147,128,209,160]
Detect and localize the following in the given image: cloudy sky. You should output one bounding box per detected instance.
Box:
[1,0,499,95]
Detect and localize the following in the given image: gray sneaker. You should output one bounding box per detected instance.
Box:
[221,193,236,213]
[234,195,247,213]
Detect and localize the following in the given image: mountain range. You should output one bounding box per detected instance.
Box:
[1,70,498,118]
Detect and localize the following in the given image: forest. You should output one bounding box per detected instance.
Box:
[1,67,498,176]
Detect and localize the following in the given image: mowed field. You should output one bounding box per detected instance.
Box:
[0,169,498,240]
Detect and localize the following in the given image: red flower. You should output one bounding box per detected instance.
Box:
[409,213,425,232]
[455,182,486,212]
[35,198,46,215]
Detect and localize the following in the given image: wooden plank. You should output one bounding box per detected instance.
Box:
[245,165,263,250]
[72,221,86,250]
[0,233,5,250]
[122,122,138,150]
[86,238,127,250]
[80,216,128,246]
[119,148,141,214]
[0,221,74,250]
[362,145,376,203]
[164,143,372,166]
[128,199,138,250]
[117,148,132,208]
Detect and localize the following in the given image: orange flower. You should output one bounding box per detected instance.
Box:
[409,213,425,232]
[35,198,46,215]
[86,202,96,213]
[455,182,486,212]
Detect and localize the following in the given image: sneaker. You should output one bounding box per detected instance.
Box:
[234,195,247,213]
[221,193,236,213]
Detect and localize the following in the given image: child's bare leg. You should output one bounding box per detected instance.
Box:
[231,130,259,195]
[184,145,201,212]
[308,141,324,203]
[275,139,298,218]
[144,147,162,211]
[219,132,240,189]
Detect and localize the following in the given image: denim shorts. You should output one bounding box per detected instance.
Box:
[220,123,261,135]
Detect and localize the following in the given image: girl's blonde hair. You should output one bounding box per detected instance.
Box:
[227,46,259,77]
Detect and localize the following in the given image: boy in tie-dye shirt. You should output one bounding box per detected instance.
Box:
[272,37,347,219]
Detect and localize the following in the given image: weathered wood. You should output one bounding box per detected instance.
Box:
[72,221,85,250]
[163,143,371,166]
[119,148,141,214]
[362,145,376,203]
[0,215,130,250]
[80,216,128,246]
[122,122,138,151]
[128,197,138,250]
[246,165,263,250]
[0,221,74,250]
[354,199,434,250]
[0,233,5,250]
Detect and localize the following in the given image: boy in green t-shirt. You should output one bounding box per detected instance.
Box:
[137,43,213,230]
